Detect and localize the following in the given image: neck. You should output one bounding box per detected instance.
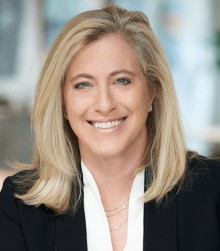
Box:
[80,127,147,208]
[81,145,145,209]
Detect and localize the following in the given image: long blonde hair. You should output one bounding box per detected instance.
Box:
[15,5,188,214]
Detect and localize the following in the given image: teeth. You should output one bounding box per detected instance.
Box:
[92,119,124,129]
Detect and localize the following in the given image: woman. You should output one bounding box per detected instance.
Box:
[0,5,220,251]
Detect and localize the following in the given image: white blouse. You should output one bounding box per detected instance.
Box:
[81,161,145,251]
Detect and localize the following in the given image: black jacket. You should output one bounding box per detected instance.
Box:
[0,157,220,251]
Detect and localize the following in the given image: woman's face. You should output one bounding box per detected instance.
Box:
[64,34,155,159]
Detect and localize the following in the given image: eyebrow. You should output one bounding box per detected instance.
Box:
[70,69,135,82]
[70,74,94,82]
[110,69,135,77]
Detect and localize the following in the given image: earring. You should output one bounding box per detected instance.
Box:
[148,105,152,112]
[64,113,68,120]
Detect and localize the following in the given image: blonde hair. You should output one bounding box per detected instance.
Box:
[15,5,188,214]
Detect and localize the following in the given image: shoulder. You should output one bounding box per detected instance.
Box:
[182,156,220,197]
[0,173,59,250]
[188,155,220,169]
[0,171,43,222]
[0,172,24,224]
[0,170,28,197]
[187,156,220,179]
[0,171,57,223]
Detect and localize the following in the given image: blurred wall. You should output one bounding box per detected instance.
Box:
[0,0,42,110]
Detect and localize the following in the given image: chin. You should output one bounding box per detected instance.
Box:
[87,143,126,159]
[93,149,121,159]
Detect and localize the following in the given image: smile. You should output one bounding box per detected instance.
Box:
[89,118,125,129]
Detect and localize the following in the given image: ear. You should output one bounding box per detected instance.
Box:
[149,84,156,105]
[63,106,68,120]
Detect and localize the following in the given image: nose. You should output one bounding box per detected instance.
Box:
[93,86,117,114]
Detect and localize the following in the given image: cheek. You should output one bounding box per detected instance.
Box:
[64,91,83,116]
[64,95,91,133]
[129,89,150,112]
[131,92,151,125]
[64,100,79,125]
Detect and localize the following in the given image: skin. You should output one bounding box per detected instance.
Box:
[64,34,155,250]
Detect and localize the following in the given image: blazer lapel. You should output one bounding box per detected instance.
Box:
[55,202,87,251]
[143,196,178,251]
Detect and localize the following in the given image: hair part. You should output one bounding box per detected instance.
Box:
[14,5,188,214]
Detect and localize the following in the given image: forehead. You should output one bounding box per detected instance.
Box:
[67,34,141,75]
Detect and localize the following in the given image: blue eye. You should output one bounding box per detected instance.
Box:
[115,78,131,85]
[74,82,91,89]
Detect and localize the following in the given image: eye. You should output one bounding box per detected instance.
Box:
[74,82,92,89]
[115,78,131,85]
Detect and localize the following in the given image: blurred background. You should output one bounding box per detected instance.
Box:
[0,0,220,189]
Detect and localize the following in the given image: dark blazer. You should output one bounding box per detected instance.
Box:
[0,157,220,251]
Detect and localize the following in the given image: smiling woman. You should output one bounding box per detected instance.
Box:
[64,34,154,162]
[0,4,220,251]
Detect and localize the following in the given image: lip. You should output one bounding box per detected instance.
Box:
[87,117,127,129]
